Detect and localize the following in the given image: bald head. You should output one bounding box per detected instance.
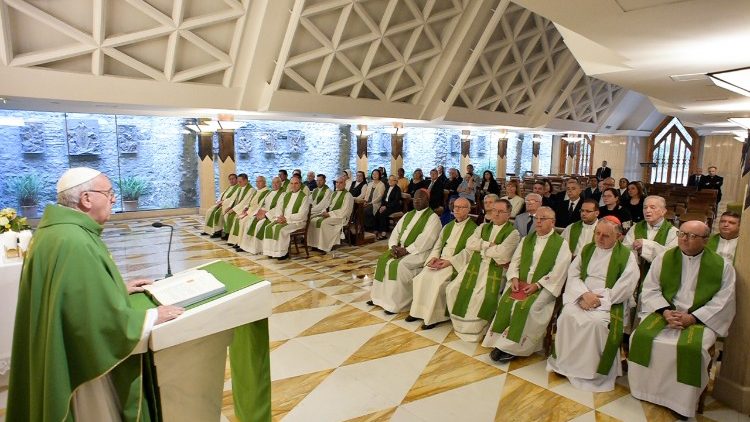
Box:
[678,220,711,256]
[413,189,429,210]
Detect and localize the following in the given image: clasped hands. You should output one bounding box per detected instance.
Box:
[510,278,540,294]
[126,279,184,324]
[275,215,287,224]
[390,245,409,258]
[426,257,451,270]
[577,291,603,310]
[663,309,697,330]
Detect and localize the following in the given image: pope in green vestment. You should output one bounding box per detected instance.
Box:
[8,167,182,422]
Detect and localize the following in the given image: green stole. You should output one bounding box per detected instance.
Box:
[313,190,348,228]
[451,222,514,320]
[629,247,724,387]
[280,179,290,192]
[374,209,432,281]
[578,242,632,375]
[567,221,594,255]
[312,185,330,204]
[231,189,270,236]
[247,190,284,239]
[265,191,307,240]
[224,185,253,232]
[633,220,673,245]
[490,231,563,341]
[706,233,720,253]
[207,184,240,227]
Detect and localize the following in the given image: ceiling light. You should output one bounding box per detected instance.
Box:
[728,117,750,129]
[708,67,750,97]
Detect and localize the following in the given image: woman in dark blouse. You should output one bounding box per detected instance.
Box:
[622,182,645,223]
[349,170,367,198]
[599,188,633,230]
[478,170,500,199]
[407,168,429,196]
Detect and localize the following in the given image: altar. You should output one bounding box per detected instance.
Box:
[0,257,23,387]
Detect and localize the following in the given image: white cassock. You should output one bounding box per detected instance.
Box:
[546,246,639,392]
[446,223,520,342]
[307,191,354,252]
[72,310,157,421]
[714,236,738,262]
[409,218,475,325]
[482,231,571,355]
[238,190,285,254]
[370,208,441,313]
[228,187,270,245]
[309,187,333,217]
[263,190,311,257]
[622,219,678,262]
[561,220,596,256]
[223,185,255,240]
[628,250,736,417]
[203,184,240,233]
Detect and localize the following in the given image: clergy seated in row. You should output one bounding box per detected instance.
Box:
[368,189,441,314]
[547,217,640,392]
[278,169,290,192]
[481,194,499,223]
[309,173,332,218]
[262,176,310,260]
[220,174,254,241]
[628,221,736,419]
[308,176,354,253]
[227,176,271,247]
[407,197,477,329]
[707,211,740,262]
[484,206,571,361]
[202,173,238,236]
[561,198,599,257]
[238,177,286,254]
[513,193,542,237]
[623,195,678,263]
[446,198,520,341]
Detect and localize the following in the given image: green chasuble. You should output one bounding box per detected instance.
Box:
[629,247,724,387]
[313,190,348,228]
[247,190,284,240]
[451,222,514,321]
[279,179,290,192]
[373,209,432,282]
[224,185,254,233]
[206,184,240,228]
[633,220,673,245]
[264,191,307,240]
[231,189,271,236]
[8,205,150,422]
[578,242,631,375]
[491,231,564,341]
[311,185,330,204]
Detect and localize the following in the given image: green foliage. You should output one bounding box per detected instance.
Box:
[6,174,42,206]
[117,176,150,201]
[0,208,30,233]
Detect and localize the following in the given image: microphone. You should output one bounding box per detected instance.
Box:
[152,222,173,278]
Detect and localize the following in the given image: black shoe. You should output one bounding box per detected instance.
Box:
[236,247,246,253]
[366,300,374,306]
[227,243,235,247]
[277,253,290,260]
[405,315,419,322]
[210,232,222,238]
[221,234,229,241]
[200,232,209,236]
[489,348,515,362]
[383,310,395,315]
[421,323,437,330]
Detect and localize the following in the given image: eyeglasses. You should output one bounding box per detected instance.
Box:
[534,217,554,222]
[87,189,116,200]
[580,209,597,213]
[676,231,707,240]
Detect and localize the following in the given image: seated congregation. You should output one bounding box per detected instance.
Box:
[202,165,740,419]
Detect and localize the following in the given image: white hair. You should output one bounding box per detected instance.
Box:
[57,180,97,208]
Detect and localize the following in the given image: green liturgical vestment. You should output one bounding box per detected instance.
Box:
[8,205,150,422]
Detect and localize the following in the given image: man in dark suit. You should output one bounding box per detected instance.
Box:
[583,177,601,202]
[554,179,583,228]
[594,161,611,181]
[687,167,703,188]
[514,193,542,237]
[700,166,724,204]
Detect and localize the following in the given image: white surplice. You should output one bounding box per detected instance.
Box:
[482,231,571,355]
[307,190,354,252]
[409,217,474,325]
[628,250,736,417]
[546,246,639,392]
[622,218,678,262]
[370,208,441,313]
[229,187,269,245]
[561,221,596,257]
[203,185,240,233]
[309,187,333,217]
[715,236,738,263]
[263,190,311,257]
[238,189,285,254]
[445,222,520,342]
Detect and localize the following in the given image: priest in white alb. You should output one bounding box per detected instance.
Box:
[407,197,477,329]
[309,173,333,217]
[368,189,441,313]
[202,173,238,236]
[228,176,270,247]
[483,206,571,361]
[547,216,639,392]
[561,198,599,257]
[238,177,286,254]
[307,175,354,253]
[628,220,735,419]
[262,175,310,260]
[221,173,253,241]
[623,195,678,262]
[445,198,520,341]
[706,211,740,262]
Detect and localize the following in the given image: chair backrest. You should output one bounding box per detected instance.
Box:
[302,204,313,232]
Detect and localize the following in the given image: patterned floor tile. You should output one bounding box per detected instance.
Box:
[496,374,591,422]
[301,305,386,336]
[344,324,437,365]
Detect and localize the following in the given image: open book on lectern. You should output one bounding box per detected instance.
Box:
[143,269,226,308]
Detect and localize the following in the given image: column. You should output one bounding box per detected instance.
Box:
[390,133,404,177]
[566,142,576,174]
[460,130,471,173]
[198,132,215,214]
[356,125,369,172]
[531,136,541,174]
[218,130,236,192]
[496,135,508,180]
[550,135,561,174]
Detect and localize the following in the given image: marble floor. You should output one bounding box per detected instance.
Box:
[1,214,746,422]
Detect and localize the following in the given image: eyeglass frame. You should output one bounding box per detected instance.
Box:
[86,189,116,200]
[676,231,708,240]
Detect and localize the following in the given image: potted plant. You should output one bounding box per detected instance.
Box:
[117,176,150,211]
[6,174,42,218]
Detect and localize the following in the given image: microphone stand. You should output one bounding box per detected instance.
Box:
[152,222,173,278]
